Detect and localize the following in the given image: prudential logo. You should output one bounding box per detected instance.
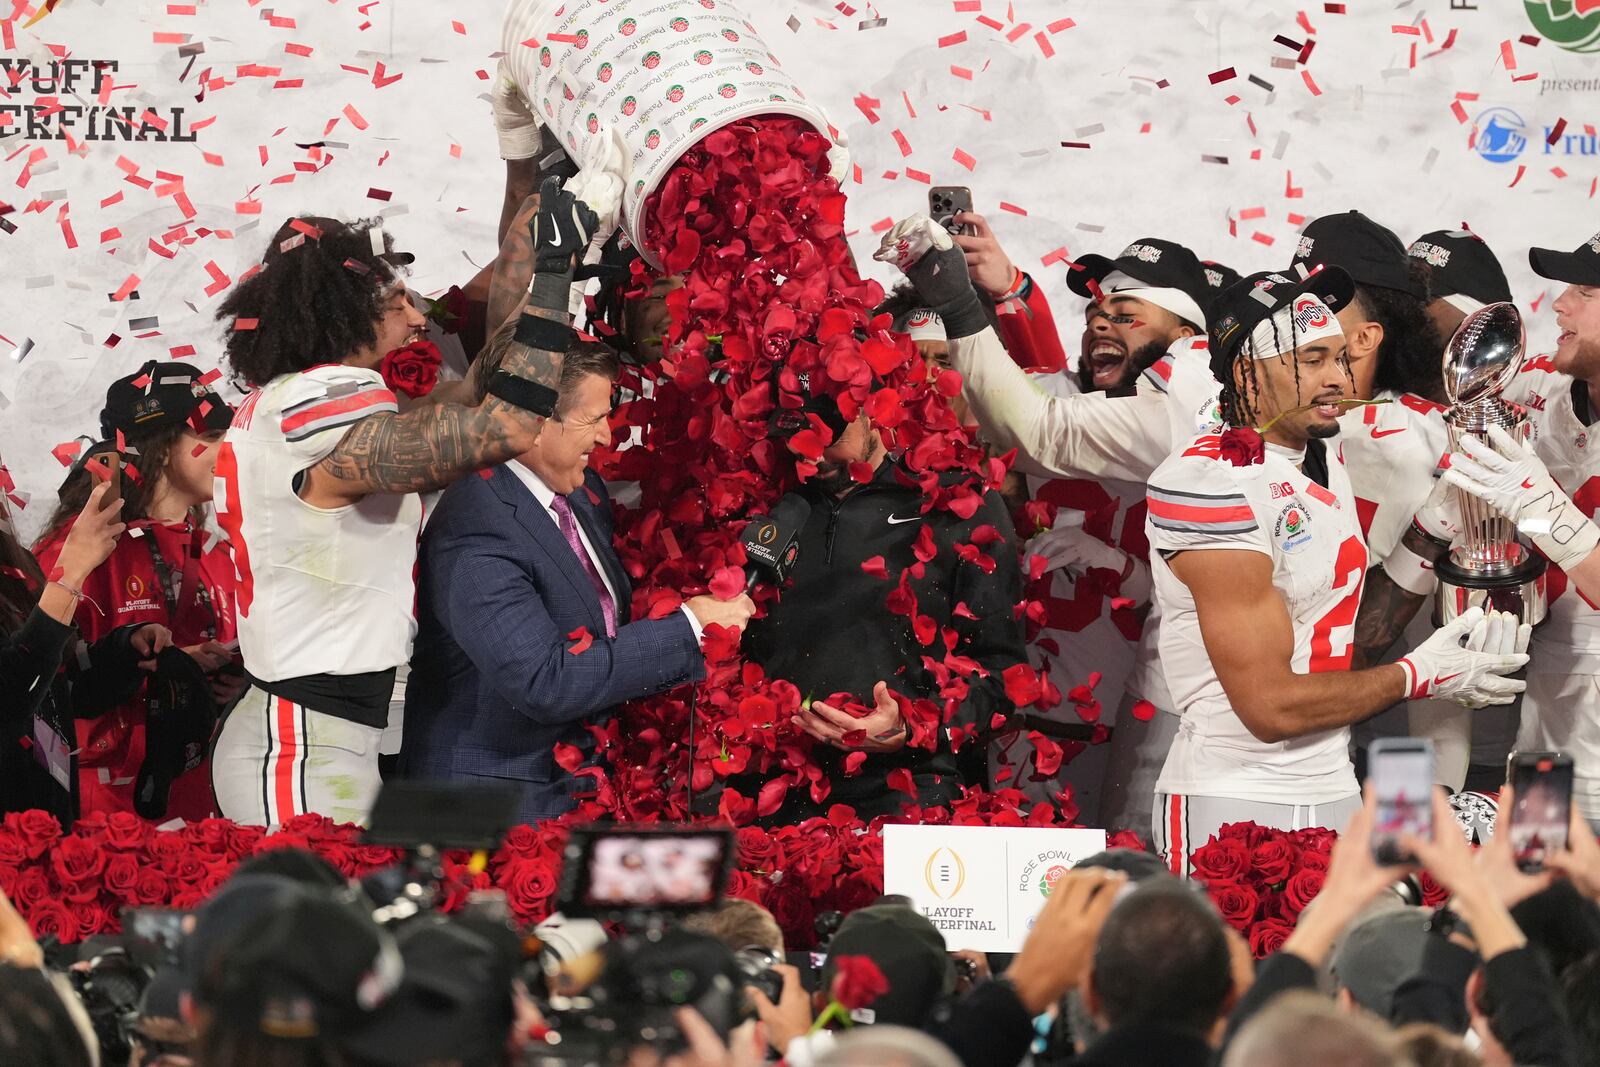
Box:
[1472,108,1530,163]
[1526,0,1600,53]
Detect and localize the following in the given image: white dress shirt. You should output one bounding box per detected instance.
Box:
[507,461,703,642]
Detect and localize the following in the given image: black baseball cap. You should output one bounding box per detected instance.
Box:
[1408,230,1513,306]
[1529,229,1600,286]
[1066,238,1213,317]
[339,917,518,1066]
[819,905,955,1027]
[101,359,233,441]
[768,364,849,440]
[186,874,402,1040]
[1291,210,1426,298]
[1208,266,1356,368]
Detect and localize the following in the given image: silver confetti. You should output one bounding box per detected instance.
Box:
[8,338,35,363]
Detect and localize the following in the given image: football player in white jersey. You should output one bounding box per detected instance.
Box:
[1145,268,1528,874]
[208,182,595,826]
[1441,229,1600,826]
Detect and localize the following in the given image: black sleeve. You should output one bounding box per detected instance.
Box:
[68,625,151,719]
[1510,882,1600,978]
[945,488,1027,737]
[1389,935,1476,1033]
[923,977,1035,1067]
[1480,946,1580,1067]
[0,608,75,735]
[1217,952,1318,1057]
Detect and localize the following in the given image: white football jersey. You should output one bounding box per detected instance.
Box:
[1024,372,1150,727]
[1147,434,1368,803]
[214,365,424,682]
[1342,393,1450,562]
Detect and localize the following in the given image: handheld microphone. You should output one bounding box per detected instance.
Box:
[740,493,812,593]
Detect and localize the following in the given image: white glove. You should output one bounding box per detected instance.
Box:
[491,59,541,160]
[563,123,627,248]
[1413,473,1462,546]
[1396,606,1530,708]
[1025,524,1152,607]
[1443,424,1600,571]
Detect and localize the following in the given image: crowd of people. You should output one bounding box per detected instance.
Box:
[10,29,1600,1062]
[4,785,1600,1066]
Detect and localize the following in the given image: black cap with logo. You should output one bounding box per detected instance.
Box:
[1290,210,1425,298]
[100,359,233,441]
[1529,229,1600,286]
[768,365,850,440]
[1408,229,1513,305]
[1208,266,1356,368]
[818,904,956,1027]
[1065,237,1213,314]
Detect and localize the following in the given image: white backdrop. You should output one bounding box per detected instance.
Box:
[2,0,1599,537]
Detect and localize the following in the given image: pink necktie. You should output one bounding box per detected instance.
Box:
[550,495,617,639]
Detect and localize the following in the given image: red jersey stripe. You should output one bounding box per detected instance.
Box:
[280,387,397,434]
[1147,497,1255,524]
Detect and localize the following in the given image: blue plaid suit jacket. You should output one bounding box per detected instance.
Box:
[401,465,703,823]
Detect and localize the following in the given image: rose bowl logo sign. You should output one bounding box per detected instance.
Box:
[1526,0,1600,53]
[1036,864,1070,898]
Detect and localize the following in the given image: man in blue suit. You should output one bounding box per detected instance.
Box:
[401,337,756,822]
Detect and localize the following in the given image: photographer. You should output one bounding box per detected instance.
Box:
[741,379,1025,821]
[0,886,98,1065]
[34,361,238,823]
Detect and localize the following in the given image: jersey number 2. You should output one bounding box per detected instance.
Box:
[1309,535,1367,673]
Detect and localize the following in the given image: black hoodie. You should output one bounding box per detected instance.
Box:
[740,456,1025,819]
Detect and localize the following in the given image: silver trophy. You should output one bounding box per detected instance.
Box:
[1435,302,1548,624]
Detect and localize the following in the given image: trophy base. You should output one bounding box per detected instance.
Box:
[1434,551,1548,626]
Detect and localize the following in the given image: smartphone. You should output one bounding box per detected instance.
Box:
[1508,751,1574,873]
[929,186,974,235]
[91,449,121,504]
[1370,738,1435,865]
[555,825,733,917]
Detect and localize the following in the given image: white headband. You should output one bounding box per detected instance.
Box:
[1443,293,1485,316]
[896,307,947,344]
[1245,293,1343,360]
[1100,271,1208,330]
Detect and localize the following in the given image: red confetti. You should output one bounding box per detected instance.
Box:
[952,147,976,171]
[1130,700,1157,722]
[567,626,594,654]
[1209,67,1237,84]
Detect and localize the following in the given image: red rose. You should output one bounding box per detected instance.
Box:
[502,858,558,913]
[380,340,443,399]
[100,811,148,850]
[0,831,27,868]
[27,899,78,943]
[50,835,107,886]
[132,868,171,906]
[830,954,890,1011]
[1297,850,1330,874]
[1250,839,1297,885]
[1292,827,1338,855]
[199,865,233,897]
[0,865,17,897]
[1206,880,1262,930]
[431,286,469,335]
[169,889,207,911]
[1218,427,1265,467]
[11,810,61,860]
[1247,917,1294,958]
[736,827,782,872]
[10,867,49,911]
[768,889,816,948]
[168,856,209,887]
[144,833,188,865]
[68,898,113,940]
[1418,871,1450,908]
[181,819,235,855]
[1106,830,1146,852]
[226,824,267,858]
[103,854,141,902]
[1190,838,1251,884]
[1281,868,1326,914]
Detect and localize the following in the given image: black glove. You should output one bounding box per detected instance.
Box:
[530,174,600,276]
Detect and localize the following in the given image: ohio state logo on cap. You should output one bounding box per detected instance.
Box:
[1292,295,1331,331]
[906,309,937,329]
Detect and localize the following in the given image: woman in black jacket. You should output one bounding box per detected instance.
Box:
[0,479,172,820]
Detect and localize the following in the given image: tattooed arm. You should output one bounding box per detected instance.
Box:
[298,301,567,505]
[499,156,541,247]
[1351,523,1450,670]
[488,190,541,335]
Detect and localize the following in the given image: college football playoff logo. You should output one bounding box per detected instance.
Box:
[923,846,966,900]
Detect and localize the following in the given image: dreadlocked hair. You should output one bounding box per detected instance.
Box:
[36,425,188,552]
[1358,274,1438,399]
[1209,306,1352,430]
[215,216,406,389]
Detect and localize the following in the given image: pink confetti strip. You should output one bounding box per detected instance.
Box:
[952,147,976,170]
[891,129,912,156]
